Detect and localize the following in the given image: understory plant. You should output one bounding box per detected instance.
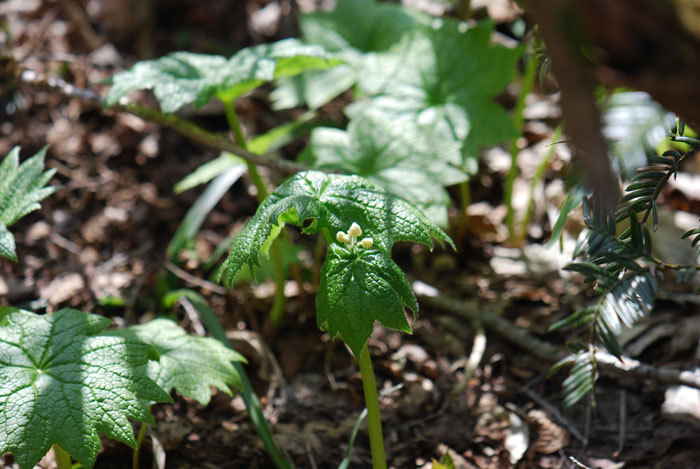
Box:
[550,118,700,410]
[217,170,454,468]
[0,148,245,469]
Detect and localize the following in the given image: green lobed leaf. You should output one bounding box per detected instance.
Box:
[316,243,418,357]
[272,0,425,110]
[0,146,57,261]
[218,171,454,287]
[105,39,340,113]
[301,0,420,53]
[108,319,245,405]
[301,108,467,226]
[0,308,172,469]
[349,19,522,169]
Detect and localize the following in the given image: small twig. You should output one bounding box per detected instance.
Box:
[18,69,315,175]
[179,297,207,337]
[450,326,486,397]
[164,261,227,295]
[416,284,700,390]
[568,455,593,469]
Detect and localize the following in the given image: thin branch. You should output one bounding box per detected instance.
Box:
[416,285,700,390]
[164,262,227,295]
[18,69,314,175]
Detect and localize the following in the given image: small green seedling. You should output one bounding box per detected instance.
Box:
[219,170,454,468]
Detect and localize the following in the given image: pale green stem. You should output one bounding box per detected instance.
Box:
[456,180,472,242]
[358,345,387,469]
[53,444,72,469]
[223,100,269,200]
[505,49,536,241]
[517,124,562,244]
[222,99,286,328]
[133,419,149,469]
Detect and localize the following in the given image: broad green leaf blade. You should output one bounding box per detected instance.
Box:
[109,319,245,405]
[272,0,425,110]
[301,0,420,53]
[272,65,357,110]
[218,171,454,287]
[106,39,340,113]
[350,19,522,169]
[0,225,17,262]
[0,308,171,469]
[302,109,467,226]
[316,243,418,356]
[0,146,56,261]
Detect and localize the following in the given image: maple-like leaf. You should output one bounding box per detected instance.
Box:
[105,38,340,112]
[301,109,467,226]
[110,318,246,405]
[317,243,418,356]
[349,19,522,170]
[0,308,171,469]
[271,0,424,109]
[218,171,454,287]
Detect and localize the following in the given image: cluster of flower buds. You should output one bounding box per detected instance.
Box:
[336,222,374,249]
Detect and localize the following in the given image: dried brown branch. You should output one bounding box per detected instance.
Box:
[417,286,700,390]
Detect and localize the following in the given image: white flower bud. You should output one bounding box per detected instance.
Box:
[336,231,347,243]
[360,238,374,249]
[348,222,362,237]
[342,233,352,244]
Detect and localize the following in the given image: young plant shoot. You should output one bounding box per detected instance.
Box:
[219,171,454,468]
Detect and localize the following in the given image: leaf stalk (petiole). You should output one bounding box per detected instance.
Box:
[222,98,287,329]
[53,444,72,469]
[358,345,387,469]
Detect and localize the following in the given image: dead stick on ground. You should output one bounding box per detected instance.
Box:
[416,285,700,390]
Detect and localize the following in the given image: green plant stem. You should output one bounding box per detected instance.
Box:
[504,49,536,241]
[358,345,387,469]
[133,420,149,469]
[53,444,72,469]
[517,124,562,244]
[223,100,269,200]
[223,99,287,329]
[455,180,471,243]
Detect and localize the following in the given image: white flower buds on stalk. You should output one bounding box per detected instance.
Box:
[337,223,373,250]
[348,222,362,237]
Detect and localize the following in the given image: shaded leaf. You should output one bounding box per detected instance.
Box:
[272,0,423,109]
[349,19,521,169]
